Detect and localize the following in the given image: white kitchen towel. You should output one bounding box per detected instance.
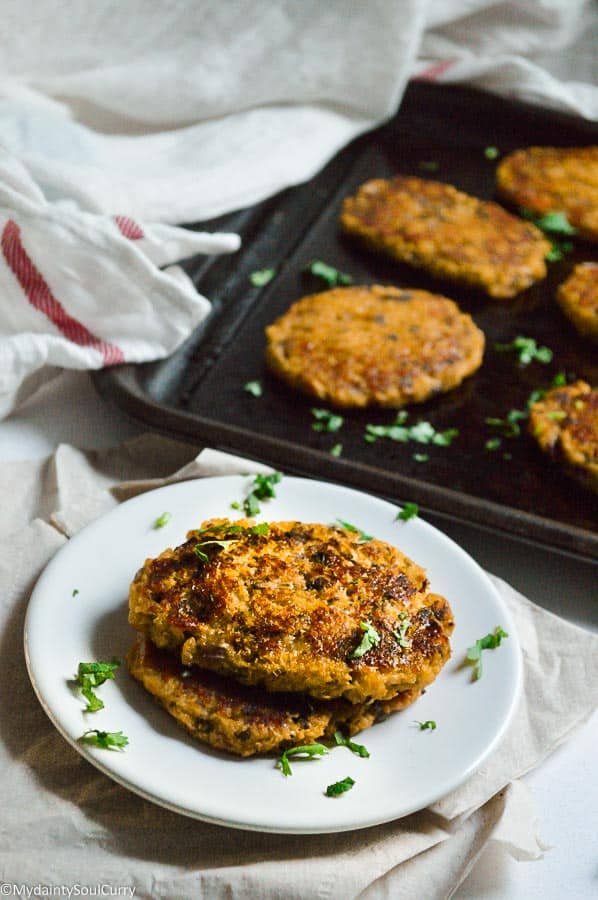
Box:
[0,150,240,418]
[1,435,596,899]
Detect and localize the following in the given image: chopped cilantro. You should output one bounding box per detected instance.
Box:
[552,372,567,387]
[415,720,437,731]
[485,437,502,451]
[153,511,171,529]
[334,730,370,758]
[311,408,344,433]
[466,626,509,680]
[193,523,269,562]
[394,615,412,649]
[335,519,373,542]
[547,410,567,421]
[76,660,121,713]
[413,453,429,462]
[194,538,239,563]
[304,260,353,288]
[243,472,282,516]
[349,621,381,659]
[546,240,573,262]
[418,160,439,172]
[325,776,355,797]
[502,452,513,461]
[249,268,275,287]
[521,209,577,236]
[484,146,499,160]
[365,411,458,447]
[396,502,418,522]
[81,729,129,750]
[244,380,263,397]
[72,588,79,597]
[494,336,553,366]
[330,443,343,457]
[278,743,328,776]
[230,500,241,510]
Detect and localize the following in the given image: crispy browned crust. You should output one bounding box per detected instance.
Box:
[557,263,598,343]
[265,285,484,408]
[129,519,454,704]
[127,635,431,757]
[496,146,598,243]
[528,381,598,493]
[340,176,550,298]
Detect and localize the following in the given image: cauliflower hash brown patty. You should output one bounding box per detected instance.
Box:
[129,519,454,705]
[128,635,427,757]
[496,146,598,243]
[265,285,484,408]
[528,381,598,494]
[557,263,598,343]
[340,175,550,298]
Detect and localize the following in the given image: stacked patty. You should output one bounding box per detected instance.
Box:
[128,519,454,756]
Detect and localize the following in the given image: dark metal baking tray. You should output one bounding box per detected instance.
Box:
[95,82,598,559]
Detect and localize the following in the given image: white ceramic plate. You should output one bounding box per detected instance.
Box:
[25,475,521,834]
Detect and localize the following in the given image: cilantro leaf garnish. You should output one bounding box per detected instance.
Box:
[249,268,275,287]
[349,621,381,659]
[311,408,344,433]
[413,453,429,462]
[76,660,121,713]
[396,502,418,522]
[494,336,553,366]
[193,523,269,562]
[81,730,129,750]
[325,776,355,797]
[335,519,373,542]
[72,588,79,597]
[394,614,412,648]
[484,146,499,160]
[485,437,502,451]
[244,380,263,397]
[466,626,509,680]
[194,538,239,562]
[304,260,353,288]
[243,472,282,516]
[545,240,573,262]
[415,720,437,731]
[278,743,328,776]
[330,443,343,458]
[153,512,171,529]
[365,412,458,447]
[334,730,370,759]
[418,160,439,173]
[520,209,577,236]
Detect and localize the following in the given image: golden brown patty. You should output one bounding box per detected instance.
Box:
[496,146,598,243]
[528,381,598,493]
[265,285,484,408]
[129,519,454,704]
[557,263,598,343]
[340,175,550,298]
[127,635,427,757]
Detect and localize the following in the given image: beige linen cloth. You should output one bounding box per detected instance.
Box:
[2,434,597,899]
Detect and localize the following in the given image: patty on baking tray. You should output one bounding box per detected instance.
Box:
[339,175,550,298]
[128,518,454,705]
[264,285,484,408]
[528,381,598,493]
[496,146,598,243]
[557,263,598,343]
[127,634,428,757]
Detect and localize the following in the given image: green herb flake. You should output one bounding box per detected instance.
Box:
[494,335,553,366]
[349,621,381,659]
[394,616,412,649]
[334,730,370,758]
[466,626,509,680]
[305,260,353,288]
[521,209,577,236]
[72,588,79,597]
[311,408,344,433]
[547,410,567,421]
[325,776,355,797]
[249,268,275,287]
[418,160,439,172]
[365,412,458,447]
[335,519,373,542]
[330,443,343,458]
[230,501,241,510]
[484,146,499,160]
[81,729,129,750]
[243,472,282,516]
[194,538,239,562]
[552,372,567,387]
[76,660,121,712]
[415,720,437,731]
[502,452,513,461]
[244,380,263,397]
[278,743,328,777]
[153,511,171,530]
[413,453,429,462]
[396,502,418,522]
[485,437,502,451]
[545,240,573,262]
